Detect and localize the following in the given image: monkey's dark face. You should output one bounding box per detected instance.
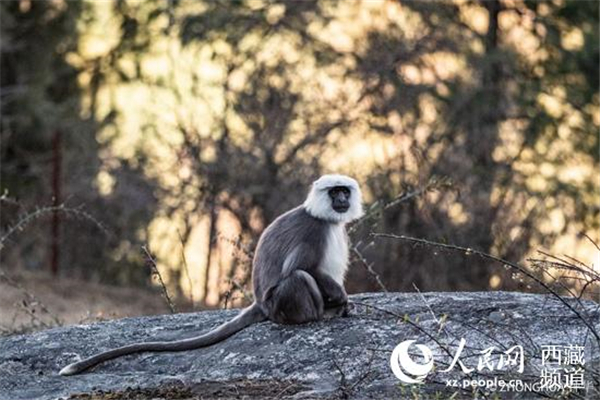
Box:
[328,186,351,213]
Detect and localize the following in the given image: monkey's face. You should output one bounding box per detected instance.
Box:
[304,174,364,223]
[328,186,351,214]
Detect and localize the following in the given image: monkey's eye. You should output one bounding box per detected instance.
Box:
[328,186,351,198]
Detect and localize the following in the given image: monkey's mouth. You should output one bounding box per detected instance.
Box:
[333,205,349,213]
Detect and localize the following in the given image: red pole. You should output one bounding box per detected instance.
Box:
[50,130,61,276]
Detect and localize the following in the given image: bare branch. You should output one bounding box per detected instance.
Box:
[351,244,387,292]
[177,230,195,309]
[371,233,600,345]
[0,269,62,328]
[0,203,108,250]
[142,245,177,314]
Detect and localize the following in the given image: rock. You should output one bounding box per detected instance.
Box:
[0,292,598,399]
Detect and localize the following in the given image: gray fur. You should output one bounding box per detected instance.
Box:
[59,175,362,376]
[253,206,327,303]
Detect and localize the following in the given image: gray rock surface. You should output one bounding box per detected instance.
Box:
[0,292,598,399]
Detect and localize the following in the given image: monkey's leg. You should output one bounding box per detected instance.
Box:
[310,270,349,317]
[264,270,324,324]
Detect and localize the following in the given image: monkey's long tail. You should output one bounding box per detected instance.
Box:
[59,302,266,376]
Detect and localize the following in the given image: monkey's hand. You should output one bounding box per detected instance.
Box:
[323,290,350,319]
[324,291,348,308]
[323,300,351,319]
[311,270,347,306]
[341,301,353,317]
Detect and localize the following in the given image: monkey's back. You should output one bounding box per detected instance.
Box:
[252,206,328,302]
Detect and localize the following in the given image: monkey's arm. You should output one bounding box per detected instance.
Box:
[309,269,348,308]
[280,243,347,308]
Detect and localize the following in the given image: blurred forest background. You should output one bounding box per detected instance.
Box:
[1,0,598,321]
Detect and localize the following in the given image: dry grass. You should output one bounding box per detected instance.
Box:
[0,269,171,336]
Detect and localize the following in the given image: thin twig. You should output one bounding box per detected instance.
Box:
[349,300,456,361]
[142,245,177,314]
[582,233,600,252]
[331,356,348,394]
[350,299,496,399]
[0,192,22,208]
[372,233,600,345]
[0,203,108,249]
[348,175,452,236]
[222,288,232,310]
[352,244,387,292]
[349,348,377,392]
[217,233,254,260]
[0,269,62,327]
[228,278,253,304]
[537,250,598,276]
[177,230,195,309]
[17,300,51,329]
[412,283,451,337]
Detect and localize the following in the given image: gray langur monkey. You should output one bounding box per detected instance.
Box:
[59,174,363,376]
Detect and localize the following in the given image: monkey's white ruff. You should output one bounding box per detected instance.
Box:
[303,174,364,223]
